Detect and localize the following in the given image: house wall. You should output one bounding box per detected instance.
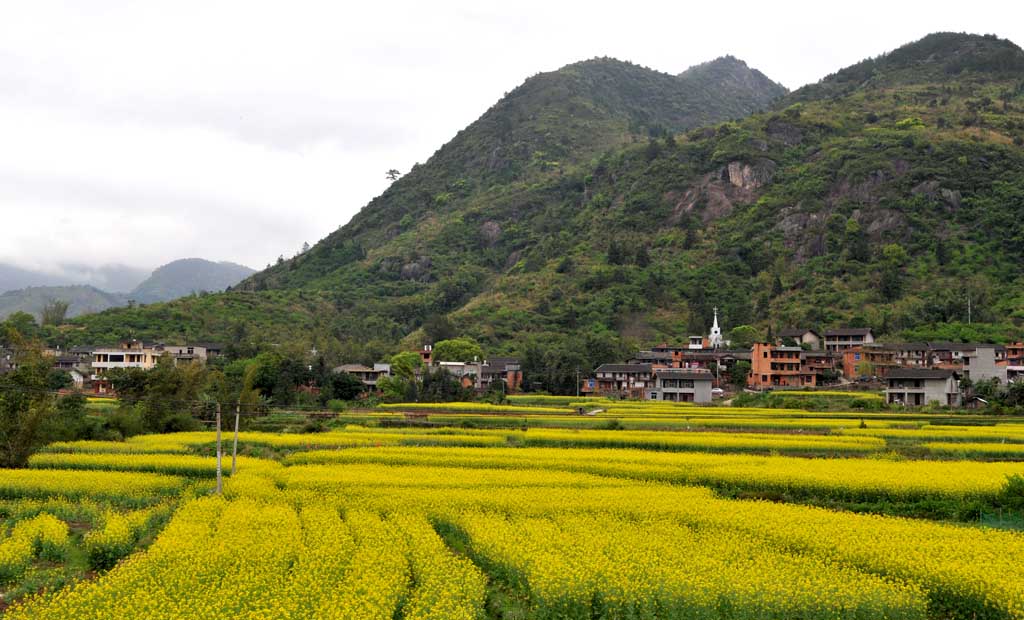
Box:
[965,347,1007,384]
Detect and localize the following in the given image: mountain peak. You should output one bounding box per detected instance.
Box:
[788,32,1024,103]
[680,55,787,100]
[130,259,255,304]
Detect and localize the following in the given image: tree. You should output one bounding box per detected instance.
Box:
[386,169,402,181]
[389,351,424,380]
[0,347,57,467]
[2,312,39,342]
[325,372,365,401]
[432,338,483,363]
[419,367,473,402]
[728,325,761,349]
[41,299,70,326]
[728,361,751,387]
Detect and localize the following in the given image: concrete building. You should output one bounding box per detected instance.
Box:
[885,368,961,407]
[646,369,714,403]
[778,328,822,350]
[963,345,1007,384]
[823,328,874,352]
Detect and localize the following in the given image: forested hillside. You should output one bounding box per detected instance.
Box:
[63,34,1024,378]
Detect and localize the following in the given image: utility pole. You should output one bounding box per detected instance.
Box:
[968,294,972,324]
[576,367,580,398]
[231,402,240,475]
[215,402,223,495]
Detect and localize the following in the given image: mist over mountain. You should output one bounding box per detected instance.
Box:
[0,258,254,321]
[0,263,149,295]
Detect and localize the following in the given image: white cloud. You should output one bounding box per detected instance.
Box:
[0,0,1020,274]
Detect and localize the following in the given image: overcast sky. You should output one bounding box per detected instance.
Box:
[1,1,1021,277]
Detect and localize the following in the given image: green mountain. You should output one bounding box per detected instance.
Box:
[129,258,255,304]
[63,34,1024,379]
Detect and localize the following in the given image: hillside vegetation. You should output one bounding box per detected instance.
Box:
[64,34,1024,374]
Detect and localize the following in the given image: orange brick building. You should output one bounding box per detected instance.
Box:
[747,343,816,389]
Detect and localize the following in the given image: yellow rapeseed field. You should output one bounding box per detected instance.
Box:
[6,428,1024,619]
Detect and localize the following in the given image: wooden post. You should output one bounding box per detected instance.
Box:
[231,403,240,475]
[215,402,223,494]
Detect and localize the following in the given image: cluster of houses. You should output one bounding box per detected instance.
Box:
[579,311,1023,407]
[5,313,1021,409]
[0,340,223,395]
[334,344,524,394]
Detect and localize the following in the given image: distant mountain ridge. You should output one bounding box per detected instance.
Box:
[0,258,254,321]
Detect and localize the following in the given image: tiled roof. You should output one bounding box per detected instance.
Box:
[595,363,652,373]
[887,368,956,380]
[824,328,873,337]
[778,328,820,338]
[654,369,714,381]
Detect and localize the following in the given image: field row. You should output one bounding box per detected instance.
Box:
[287,446,1024,502]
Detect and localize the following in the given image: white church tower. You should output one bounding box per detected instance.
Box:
[708,307,723,349]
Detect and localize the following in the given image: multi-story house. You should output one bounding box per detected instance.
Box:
[888,342,930,368]
[747,343,815,389]
[777,328,822,350]
[802,350,838,383]
[823,328,874,352]
[1007,342,1024,366]
[927,343,978,368]
[885,369,961,407]
[841,344,897,380]
[478,358,523,393]
[628,350,675,368]
[590,363,654,398]
[334,363,392,388]
[90,340,213,394]
[646,369,714,403]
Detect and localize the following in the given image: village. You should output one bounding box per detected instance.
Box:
[5,308,1021,409]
